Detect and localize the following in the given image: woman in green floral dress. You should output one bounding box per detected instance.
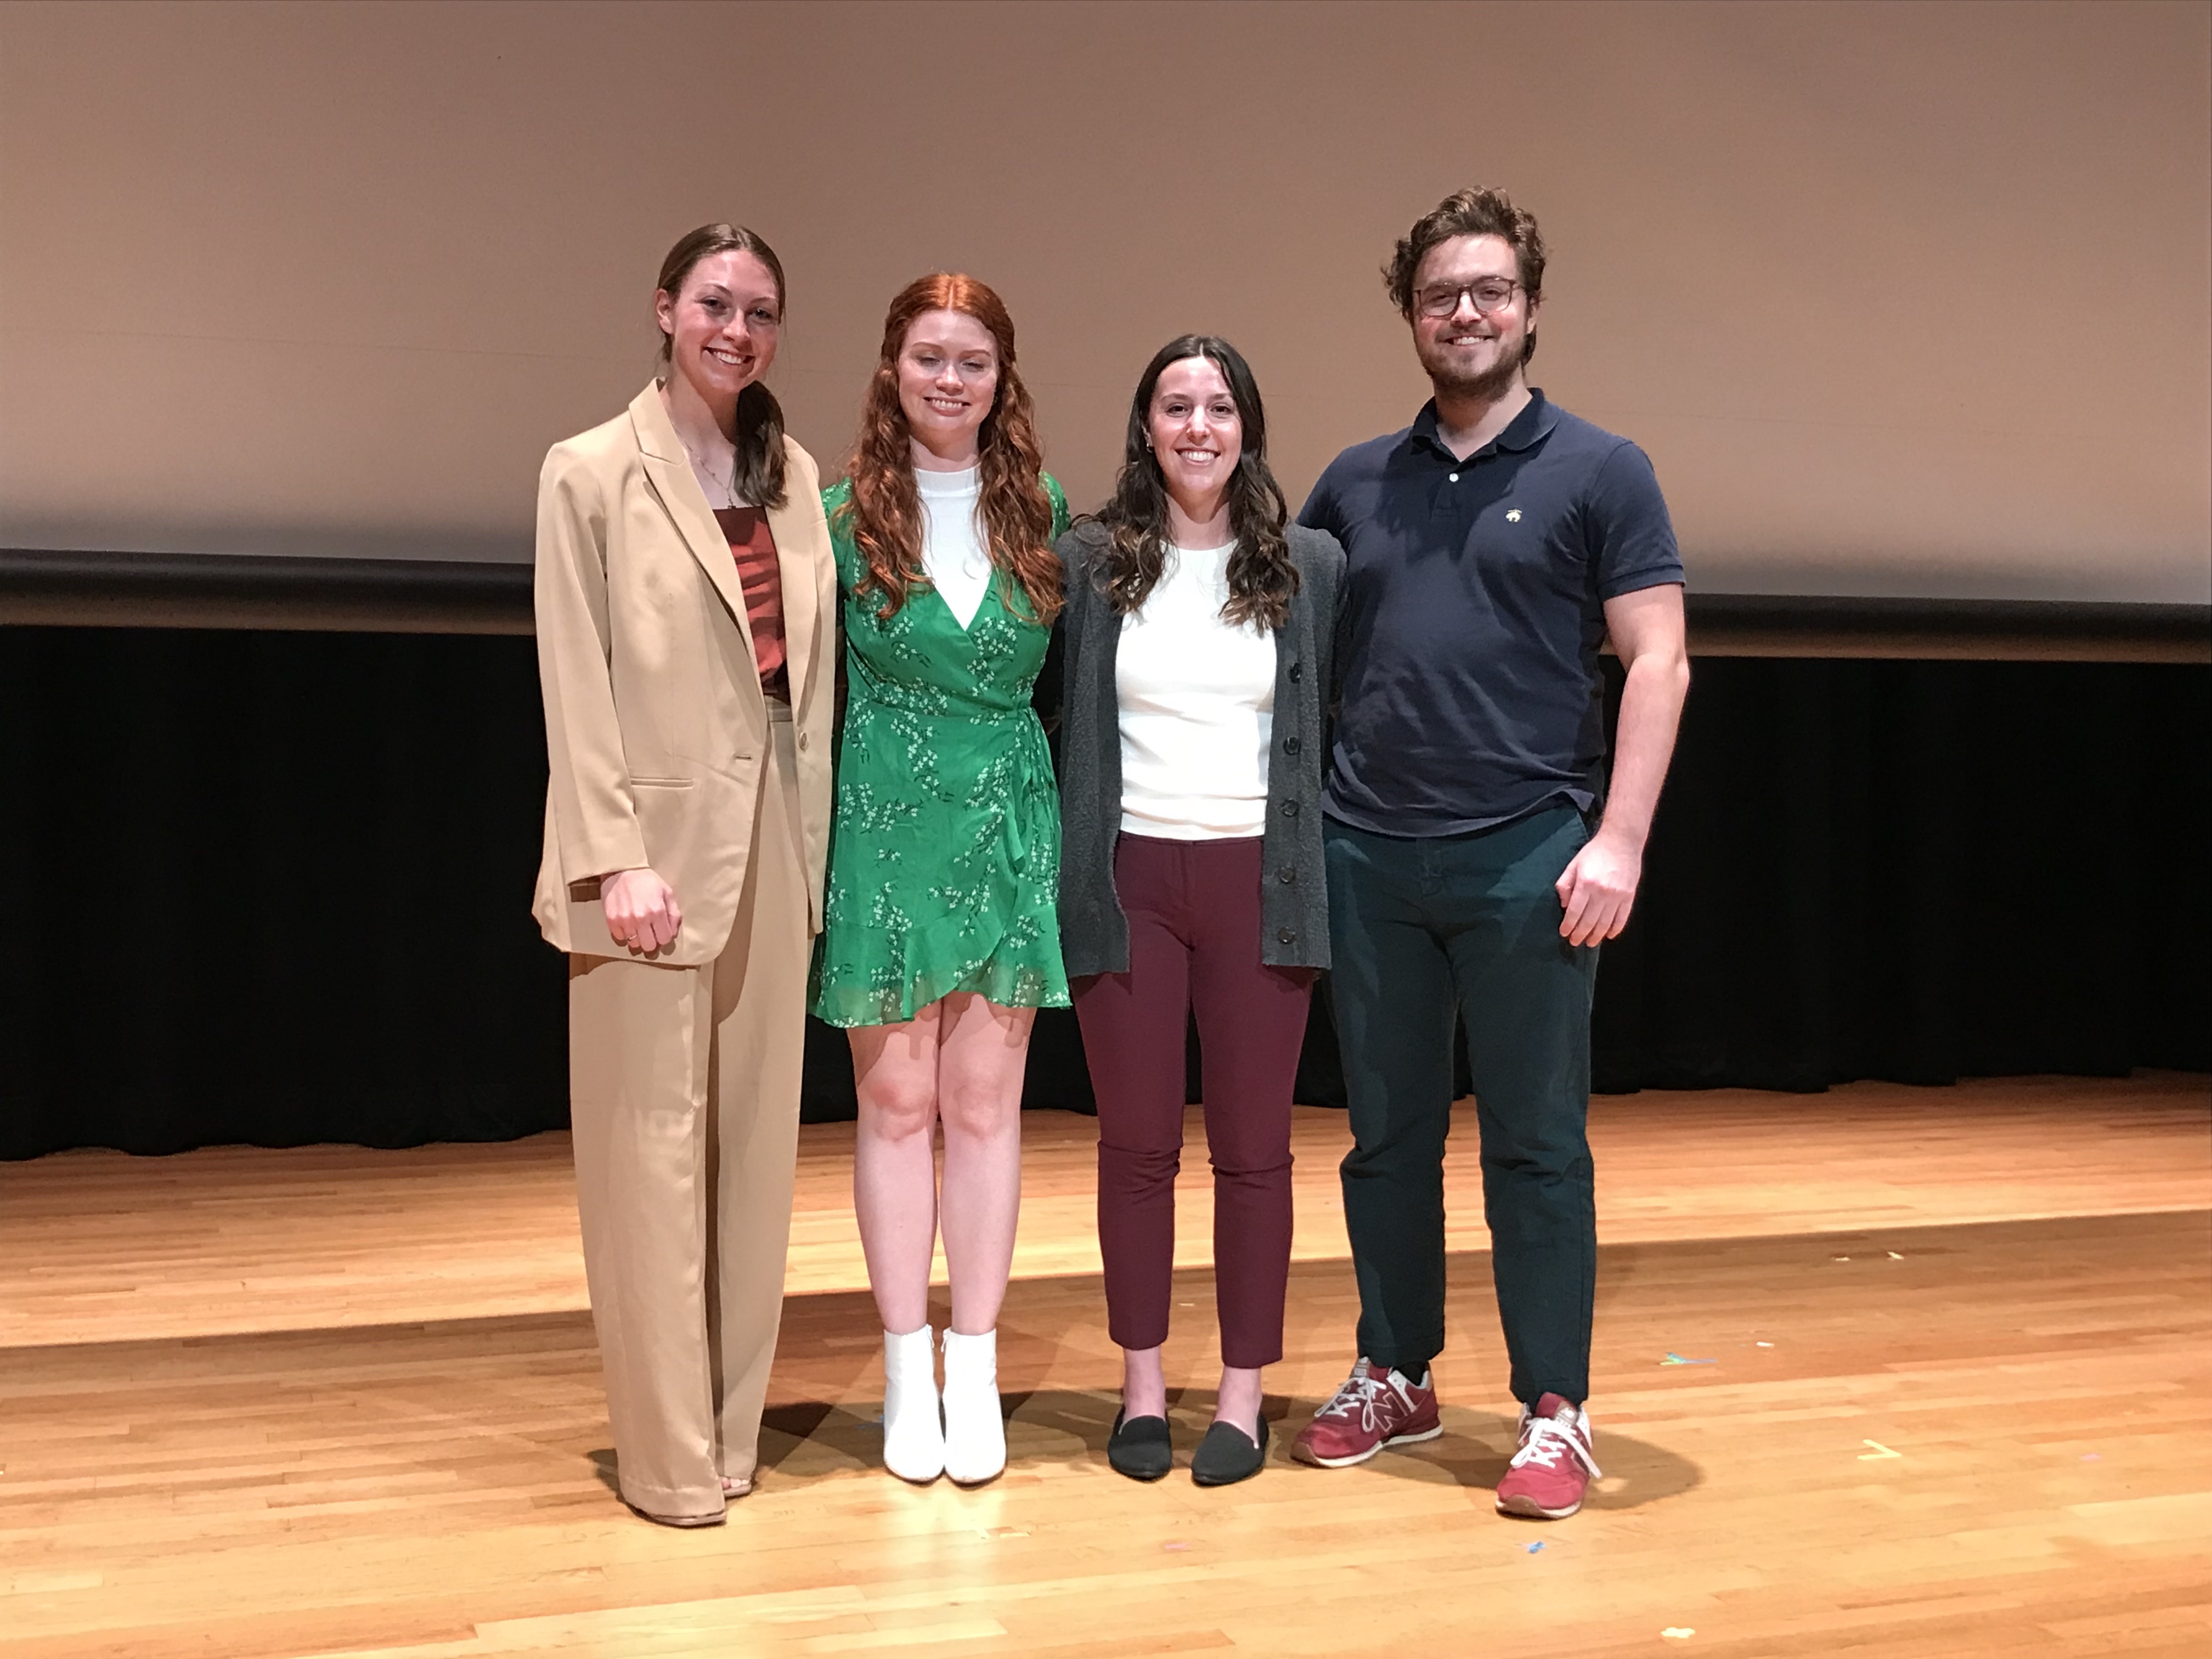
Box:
[814,273,1070,1487]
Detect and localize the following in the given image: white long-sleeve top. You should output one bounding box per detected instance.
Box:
[1116,541,1276,839]
[916,465,991,628]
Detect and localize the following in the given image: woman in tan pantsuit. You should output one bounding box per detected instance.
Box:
[532,224,836,1527]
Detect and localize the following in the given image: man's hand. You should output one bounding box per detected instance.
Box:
[601,867,682,956]
[1555,830,1641,947]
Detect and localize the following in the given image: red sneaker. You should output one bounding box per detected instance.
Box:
[1494,1393,1601,1519]
[1291,1359,1443,1468]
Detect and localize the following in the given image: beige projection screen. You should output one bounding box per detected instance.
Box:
[2,0,2207,603]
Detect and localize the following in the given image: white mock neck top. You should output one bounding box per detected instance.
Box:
[1116,541,1276,839]
[916,465,991,628]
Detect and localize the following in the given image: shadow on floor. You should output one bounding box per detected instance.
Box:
[749,1383,1698,1509]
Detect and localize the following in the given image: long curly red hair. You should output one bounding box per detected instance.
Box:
[838,274,1062,624]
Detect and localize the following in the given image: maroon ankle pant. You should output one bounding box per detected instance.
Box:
[1073,834,1313,1369]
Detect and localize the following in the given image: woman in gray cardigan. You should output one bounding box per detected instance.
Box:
[1054,336,1342,1487]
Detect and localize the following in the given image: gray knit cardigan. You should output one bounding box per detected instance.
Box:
[1052,518,1345,977]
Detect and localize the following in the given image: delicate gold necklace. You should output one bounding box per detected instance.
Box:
[686,442,739,508]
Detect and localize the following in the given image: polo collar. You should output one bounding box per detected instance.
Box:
[1409,388,1558,460]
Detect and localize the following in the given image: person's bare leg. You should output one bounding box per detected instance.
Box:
[852,1008,950,1481]
[933,993,1034,1335]
[1122,1344,1168,1420]
[1215,1363,1264,1441]
[850,1007,944,1336]
[932,994,1030,1483]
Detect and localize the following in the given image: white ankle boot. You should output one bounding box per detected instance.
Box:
[881,1325,944,1483]
[940,1327,1006,1485]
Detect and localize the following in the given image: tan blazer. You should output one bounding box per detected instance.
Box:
[532,383,837,965]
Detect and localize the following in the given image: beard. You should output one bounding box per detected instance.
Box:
[1416,328,1529,404]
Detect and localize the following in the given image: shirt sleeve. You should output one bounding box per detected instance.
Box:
[534,447,652,881]
[821,479,859,592]
[1296,465,1341,538]
[1588,441,1685,600]
[1044,472,1071,540]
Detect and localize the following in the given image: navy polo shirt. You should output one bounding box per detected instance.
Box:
[1299,391,1683,838]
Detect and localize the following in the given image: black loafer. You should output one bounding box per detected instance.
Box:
[1107,1408,1174,1481]
[1190,1414,1269,1486]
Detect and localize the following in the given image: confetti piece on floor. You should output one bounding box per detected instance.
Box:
[1662,1630,1695,1641]
[1526,1541,1545,1553]
[1858,1439,1901,1460]
[1163,1541,1191,1552]
[1661,1352,1718,1365]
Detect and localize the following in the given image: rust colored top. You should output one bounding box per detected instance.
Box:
[713,505,788,702]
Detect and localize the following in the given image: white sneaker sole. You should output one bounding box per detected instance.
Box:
[1496,1490,1582,1520]
[1294,1423,1444,1469]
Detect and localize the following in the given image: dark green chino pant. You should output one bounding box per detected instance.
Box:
[1323,805,1598,1406]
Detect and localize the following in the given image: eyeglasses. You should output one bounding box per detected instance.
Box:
[1413,278,1523,319]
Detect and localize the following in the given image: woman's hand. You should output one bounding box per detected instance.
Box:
[601,867,683,955]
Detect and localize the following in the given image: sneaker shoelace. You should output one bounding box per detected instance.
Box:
[1509,1411,1603,1479]
[1315,1367,1407,1430]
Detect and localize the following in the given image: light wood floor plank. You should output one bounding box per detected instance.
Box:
[1,1074,2206,1656]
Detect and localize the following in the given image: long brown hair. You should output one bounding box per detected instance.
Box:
[654,223,789,510]
[1093,335,1296,630]
[838,273,1061,624]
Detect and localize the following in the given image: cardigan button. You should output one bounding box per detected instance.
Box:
[1277,868,1296,884]
[1277,928,1296,944]
[1280,799,1299,817]
[1288,662,1304,682]
[1283,735,1301,755]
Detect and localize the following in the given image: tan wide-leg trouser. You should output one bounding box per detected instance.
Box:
[567,708,808,1520]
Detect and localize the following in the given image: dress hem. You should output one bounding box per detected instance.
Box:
[810,952,1071,1029]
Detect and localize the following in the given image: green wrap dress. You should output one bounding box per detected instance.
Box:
[810,475,1073,1028]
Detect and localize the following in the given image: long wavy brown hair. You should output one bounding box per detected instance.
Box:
[1093,335,1296,630]
[837,274,1062,624]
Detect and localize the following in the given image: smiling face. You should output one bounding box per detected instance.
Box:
[896,308,1000,466]
[655,250,781,408]
[1147,354,1244,518]
[1409,232,1538,401]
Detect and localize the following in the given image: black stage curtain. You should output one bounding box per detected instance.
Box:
[2,628,2203,1160]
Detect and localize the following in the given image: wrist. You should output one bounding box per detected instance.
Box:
[1591,821,1647,856]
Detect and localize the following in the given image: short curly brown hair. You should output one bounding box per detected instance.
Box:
[1384,187,1548,321]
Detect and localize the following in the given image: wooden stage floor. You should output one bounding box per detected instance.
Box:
[2,1074,2207,1658]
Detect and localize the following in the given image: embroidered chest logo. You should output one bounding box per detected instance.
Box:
[1505,509,1522,522]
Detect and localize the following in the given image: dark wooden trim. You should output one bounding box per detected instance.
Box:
[2,548,2206,659]
[0,550,534,635]
[1681,592,2210,662]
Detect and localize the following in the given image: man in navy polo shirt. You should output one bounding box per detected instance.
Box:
[1289,188,1690,1521]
